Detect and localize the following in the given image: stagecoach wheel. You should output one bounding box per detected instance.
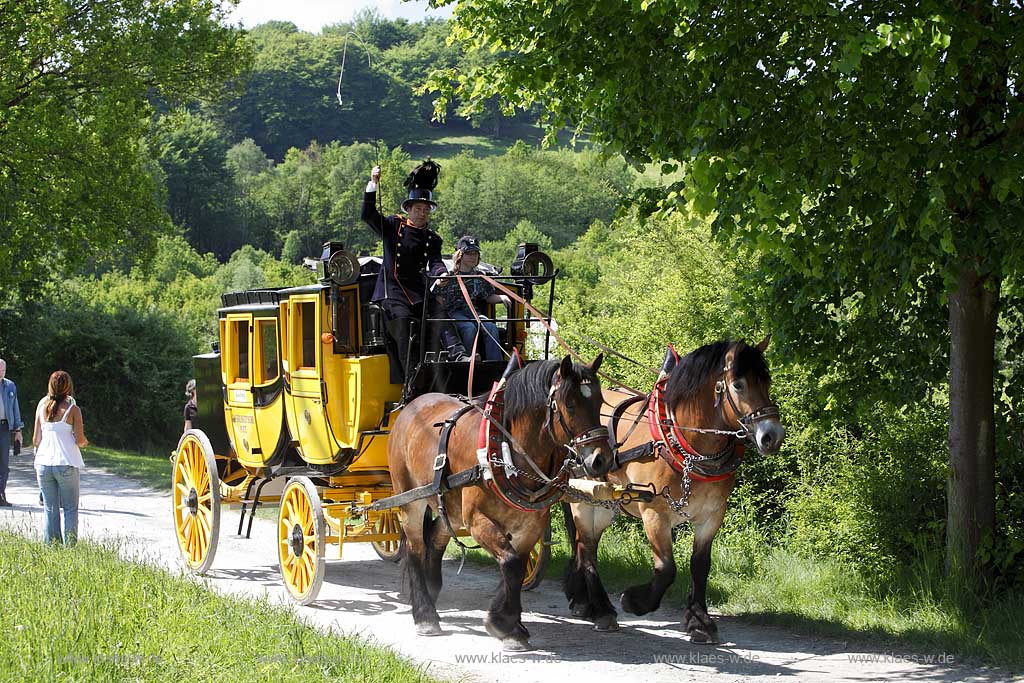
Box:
[522,521,552,591]
[371,509,404,563]
[172,430,221,575]
[278,477,326,605]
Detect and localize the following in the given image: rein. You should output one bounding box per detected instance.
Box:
[478,274,647,397]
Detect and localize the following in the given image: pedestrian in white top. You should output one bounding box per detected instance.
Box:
[32,370,88,545]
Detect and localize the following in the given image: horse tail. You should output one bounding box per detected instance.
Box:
[561,502,578,561]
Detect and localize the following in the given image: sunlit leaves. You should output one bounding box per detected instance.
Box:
[0,0,249,293]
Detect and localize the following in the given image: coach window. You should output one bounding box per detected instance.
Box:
[335,288,358,355]
[255,319,279,384]
[300,301,317,369]
[234,320,250,382]
[219,319,228,379]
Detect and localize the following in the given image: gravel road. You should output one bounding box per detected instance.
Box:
[0,455,1014,683]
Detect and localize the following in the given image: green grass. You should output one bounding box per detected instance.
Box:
[83,444,172,491]
[402,121,588,163]
[0,530,436,683]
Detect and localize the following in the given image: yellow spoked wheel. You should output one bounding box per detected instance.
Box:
[278,477,326,605]
[522,522,552,591]
[172,430,221,574]
[371,510,404,563]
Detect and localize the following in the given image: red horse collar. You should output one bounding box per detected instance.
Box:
[647,377,743,482]
[478,381,565,512]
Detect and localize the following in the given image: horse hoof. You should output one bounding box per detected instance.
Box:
[570,604,591,619]
[687,628,715,644]
[416,622,443,637]
[593,615,619,632]
[502,637,533,652]
[620,590,647,616]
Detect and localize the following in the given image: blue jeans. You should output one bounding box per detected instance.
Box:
[0,429,9,497]
[36,465,80,545]
[451,310,503,361]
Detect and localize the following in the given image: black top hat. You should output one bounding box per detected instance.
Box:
[402,188,437,212]
[456,235,481,253]
[402,160,441,212]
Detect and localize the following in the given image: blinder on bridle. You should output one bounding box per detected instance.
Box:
[545,375,610,458]
[713,360,780,439]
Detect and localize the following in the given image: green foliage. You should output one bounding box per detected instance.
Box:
[479,220,553,272]
[0,237,312,452]
[783,401,948,580]
[437,0,1023,396]
[554,211,747,387]
[0,0,249,294]
[252,142,411,256]
[151,109,243,258]
[10,278,195,452]
[212,17,452,160]
[436,148,631,248]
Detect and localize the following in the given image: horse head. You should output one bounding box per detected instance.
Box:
[540,354,613,476]
[716,336,784,455]
[665,336,785,456]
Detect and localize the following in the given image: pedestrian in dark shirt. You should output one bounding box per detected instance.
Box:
[182,379,198,433]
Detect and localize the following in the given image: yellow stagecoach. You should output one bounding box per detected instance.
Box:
[171,242,558,603]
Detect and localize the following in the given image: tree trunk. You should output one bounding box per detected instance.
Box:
[946,265,998,583]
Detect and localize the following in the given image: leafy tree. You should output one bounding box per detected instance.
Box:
[480,220,553,272]
[0,0,249,294]
[434,0,1024,585]
[226,138,276,250]
[377,19,461,123]
[213,21,422,160]
[151,110,242,258]
[436,148,632,247]
[250,141,410,259]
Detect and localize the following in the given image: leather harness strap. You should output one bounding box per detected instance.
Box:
[433,403,481,550]
[647,375,743,481]
[479,380,567,513]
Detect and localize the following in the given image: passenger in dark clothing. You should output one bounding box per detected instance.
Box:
[362,165,447,385]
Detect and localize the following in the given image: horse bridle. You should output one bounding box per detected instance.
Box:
[712,359,780,440]
[545,376,611,459]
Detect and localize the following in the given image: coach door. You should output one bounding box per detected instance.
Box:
[223,313,263,467]
[284,294,334,464]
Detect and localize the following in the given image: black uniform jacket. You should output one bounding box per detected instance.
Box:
[362,191,446,305]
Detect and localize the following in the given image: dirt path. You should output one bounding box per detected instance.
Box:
[0,456,1013,683]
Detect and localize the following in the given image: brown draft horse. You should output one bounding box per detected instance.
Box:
[564,338,785,641]
[388,355,613,651]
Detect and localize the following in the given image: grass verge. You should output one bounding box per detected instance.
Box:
[0,529,436,683]
[83,444,171,491]
[539,507,1022,670]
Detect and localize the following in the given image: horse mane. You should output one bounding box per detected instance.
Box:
[469,358,589,425]
[664,340,770,409]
